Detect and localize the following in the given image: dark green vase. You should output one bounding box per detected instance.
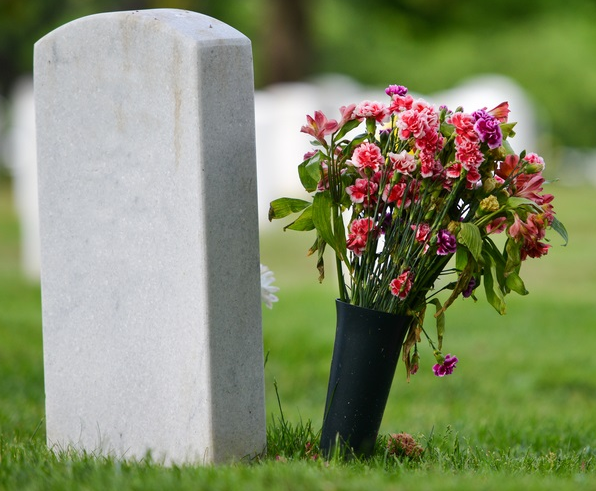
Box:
[320,300,411,458]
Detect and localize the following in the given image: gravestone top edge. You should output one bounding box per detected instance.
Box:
[34,9,250,50]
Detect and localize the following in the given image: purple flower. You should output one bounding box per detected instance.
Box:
[385,84,408,96]
[462,277,477,298]
[436,229,457,255]
[433,354,458,377]
[473,111,503,150]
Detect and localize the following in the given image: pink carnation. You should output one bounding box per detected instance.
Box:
[346,178,379,206]
[354,100,389,123]
[350,142,384,172]
[397,108,427,140]
[456,139,484,171]
[389,94,414,114]
[388,151,417,175]
[346,218,375,256]
[449,112,478,143]
[390,269,413,300]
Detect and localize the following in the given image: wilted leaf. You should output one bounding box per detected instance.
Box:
[428,298,445,351]
[505,271,528,295]
[482,251,506,315]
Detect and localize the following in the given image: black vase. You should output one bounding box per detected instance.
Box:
[320,299,412,458]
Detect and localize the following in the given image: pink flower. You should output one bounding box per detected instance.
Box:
[390,269,413,300]
[397,108,428,140]
[486,216,507,234]
[300,111,339,143]
[412,223,431,243]
[338,103,358,126]
[496,154,519,179]
[389,94,414,114]
[354,100,389,123]
[449,112,478,143]
[445,162,462,179]
[513,173,552,206]
[382,179,417,208]
[346,218,375,256]
[350,142,384,172]
[508,213,551,260]
[465,167,482,186]
[346,178,379,206]
[388,151,417,175]
[522,152,545,173]
[433,354,458,377]
[456,139,484,171]
[488,101,510,123]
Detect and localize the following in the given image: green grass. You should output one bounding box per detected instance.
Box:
[2,178,596,489]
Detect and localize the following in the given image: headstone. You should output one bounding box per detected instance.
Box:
[34,9,265,464]
[8,78,41,281]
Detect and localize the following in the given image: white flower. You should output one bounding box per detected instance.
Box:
[260,264,279,309]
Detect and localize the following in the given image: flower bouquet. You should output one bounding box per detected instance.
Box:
[269,84,567,456]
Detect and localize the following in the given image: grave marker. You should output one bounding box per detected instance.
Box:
[34,9,265,464]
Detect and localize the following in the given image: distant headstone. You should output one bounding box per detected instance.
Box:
[34,9,265,464]
[9,78,40,281]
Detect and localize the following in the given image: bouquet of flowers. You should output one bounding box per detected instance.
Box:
[269,84,567,378]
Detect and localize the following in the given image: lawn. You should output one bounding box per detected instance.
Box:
[1,176,596,490]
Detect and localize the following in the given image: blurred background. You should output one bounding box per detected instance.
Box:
[1,0,595,439]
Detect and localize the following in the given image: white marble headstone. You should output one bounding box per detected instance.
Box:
[34,9,265,464]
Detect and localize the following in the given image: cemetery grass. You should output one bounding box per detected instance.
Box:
[2,178,596,490]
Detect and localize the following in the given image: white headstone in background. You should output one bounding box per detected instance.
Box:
[8,78,40,281]
[34,9,265,464]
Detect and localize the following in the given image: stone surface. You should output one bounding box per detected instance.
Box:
[34,9,265,464]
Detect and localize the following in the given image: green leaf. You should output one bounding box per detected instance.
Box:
[428,298,445,351]
[505,271,528,295]
[268,197,311,221]
[298,153,323,192]
[312,192,338,254]
[550,216,569,246]
[440,121,454,137]
[335,118,362,140]
[500,122,517,139]
[455,246,469,272]
[504,238,521,276]
[457,222,483,262]
[500,139,516,156]
[507,196,540,210]
[283,206,314,231]
[482,251,507,315]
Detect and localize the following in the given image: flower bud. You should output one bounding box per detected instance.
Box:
[409,351,420,375]
[479,195,500,213]
[524,162,544,174]
[483,177,497,193]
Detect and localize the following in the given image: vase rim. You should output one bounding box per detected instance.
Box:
[335,299,412,321]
